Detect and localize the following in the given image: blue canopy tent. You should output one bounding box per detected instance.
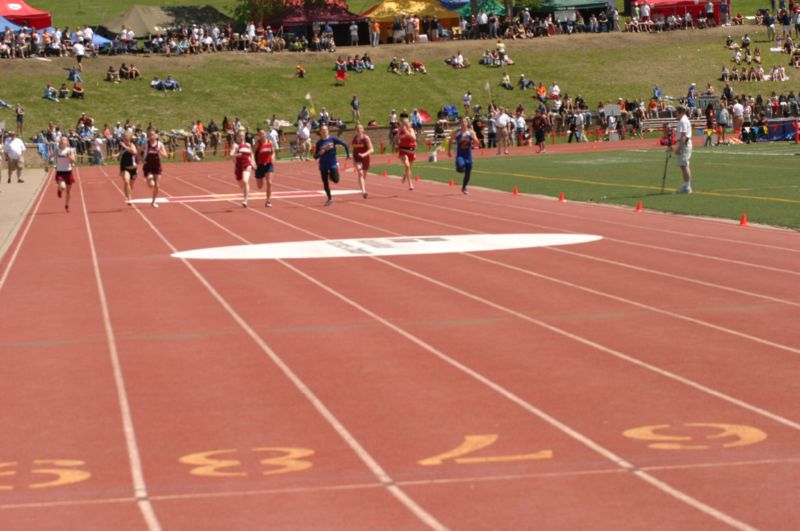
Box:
[0,15,24,31]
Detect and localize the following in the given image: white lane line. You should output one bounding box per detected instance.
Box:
[175,177,758,530]
[0,169,51,293]
[77,170,162,531]
[5,456,799,512]
[364,185,800,276]
[107,179,447,531]
[221,172,800,357]
[345,193,800,309]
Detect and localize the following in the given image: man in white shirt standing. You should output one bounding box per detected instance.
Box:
[73,40,85,71]
[671,105,693,193]
[495,108,510,155]
[4,131,26,184]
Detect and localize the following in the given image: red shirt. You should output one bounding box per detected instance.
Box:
[351,136,370,161]
[235,142,253,170]
[255,140,273,165]
[397,129,417,150]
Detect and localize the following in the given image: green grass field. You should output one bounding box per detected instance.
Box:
[375,143,800,229]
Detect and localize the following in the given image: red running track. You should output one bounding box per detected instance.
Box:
[0,155,798,530]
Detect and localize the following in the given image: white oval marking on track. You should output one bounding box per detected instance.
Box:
[172,234,603,260]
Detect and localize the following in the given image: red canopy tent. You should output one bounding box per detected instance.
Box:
[266,0,364,27]
[645,0,730,26]
[0,0,51,29]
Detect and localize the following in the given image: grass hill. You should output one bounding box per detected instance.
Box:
[4,23,794,138]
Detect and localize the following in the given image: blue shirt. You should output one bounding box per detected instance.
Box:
[455,129,475,163]
[314,136,349,170]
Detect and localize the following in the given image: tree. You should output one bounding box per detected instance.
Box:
[233,0,287,25]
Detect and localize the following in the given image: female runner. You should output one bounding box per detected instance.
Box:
[53,136,77,212]
[396,118,417,190]
[118,131,139,205]
[253,129,275,207]
[230,130,256,207]
[350,123,374,198]
[140,129,167,208]
[313,125,350,207]
[448,117,480,195]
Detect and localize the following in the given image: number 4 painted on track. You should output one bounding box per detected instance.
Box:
[418,435,553,466]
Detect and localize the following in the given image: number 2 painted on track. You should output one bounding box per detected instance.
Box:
[418,435,553,466]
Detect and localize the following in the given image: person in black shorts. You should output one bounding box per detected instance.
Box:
[15,103,24,136]
[253,129,276,207]
[140,129,167,208]
[118,131,139,205]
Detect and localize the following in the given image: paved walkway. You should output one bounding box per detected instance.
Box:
[0,168,49,261]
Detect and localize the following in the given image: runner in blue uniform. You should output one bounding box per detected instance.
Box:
[448,117,480,195]
[314,125,350,206]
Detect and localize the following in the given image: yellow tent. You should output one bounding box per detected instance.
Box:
[362,0,459,42]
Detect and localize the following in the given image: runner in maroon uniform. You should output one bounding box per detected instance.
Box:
[396,118,417,191]
[253,129,275,207]
[350,124,374,198]
[53,136,76,212]
[140,129,167,208]
[231,130,255,207]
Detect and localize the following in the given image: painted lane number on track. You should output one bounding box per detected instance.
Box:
[418,435,553,466]
[0,460,91,490]
[623,423,767,450]
[179,448,315,478]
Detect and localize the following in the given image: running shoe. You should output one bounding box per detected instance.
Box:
[325,198,333,207]
[242,201,248,207]
[676,184,693,194]
[462,188,469,195]
[265,201,272,208]
[152,202,159,208]
[362,192,368,199]
[65,204,69,212]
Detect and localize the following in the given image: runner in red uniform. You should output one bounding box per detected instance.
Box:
[231,130,255,207]
[350,124,374,198]
[396,118,417,190]
[53,136,76,212]
[254,129,275,207]
[140,129,167,208]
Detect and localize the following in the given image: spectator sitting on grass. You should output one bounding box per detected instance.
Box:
[388,56,400,74]
[295,65,306,78]
[501,73,513,90]
[72,82,84,99]
[59,83,69,100]
[411,60,427,74]
[107,65,121,83]
[44,83,59,102]
[399,58,412,75]
[518,74,535,90]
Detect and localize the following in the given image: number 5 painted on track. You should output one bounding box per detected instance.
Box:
[622,423,767,450]
[0,460,91,490]
[418,435,553,466]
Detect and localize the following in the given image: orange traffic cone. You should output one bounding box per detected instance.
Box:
[383,170,388,177]
[558,192,566,203]
[635,201,644,213]
[739,213,748,226]
[513,186,519,196]
[449,179,455,186]
[415,175,420,182]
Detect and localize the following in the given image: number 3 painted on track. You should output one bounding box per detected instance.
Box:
[622,423,767,450]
